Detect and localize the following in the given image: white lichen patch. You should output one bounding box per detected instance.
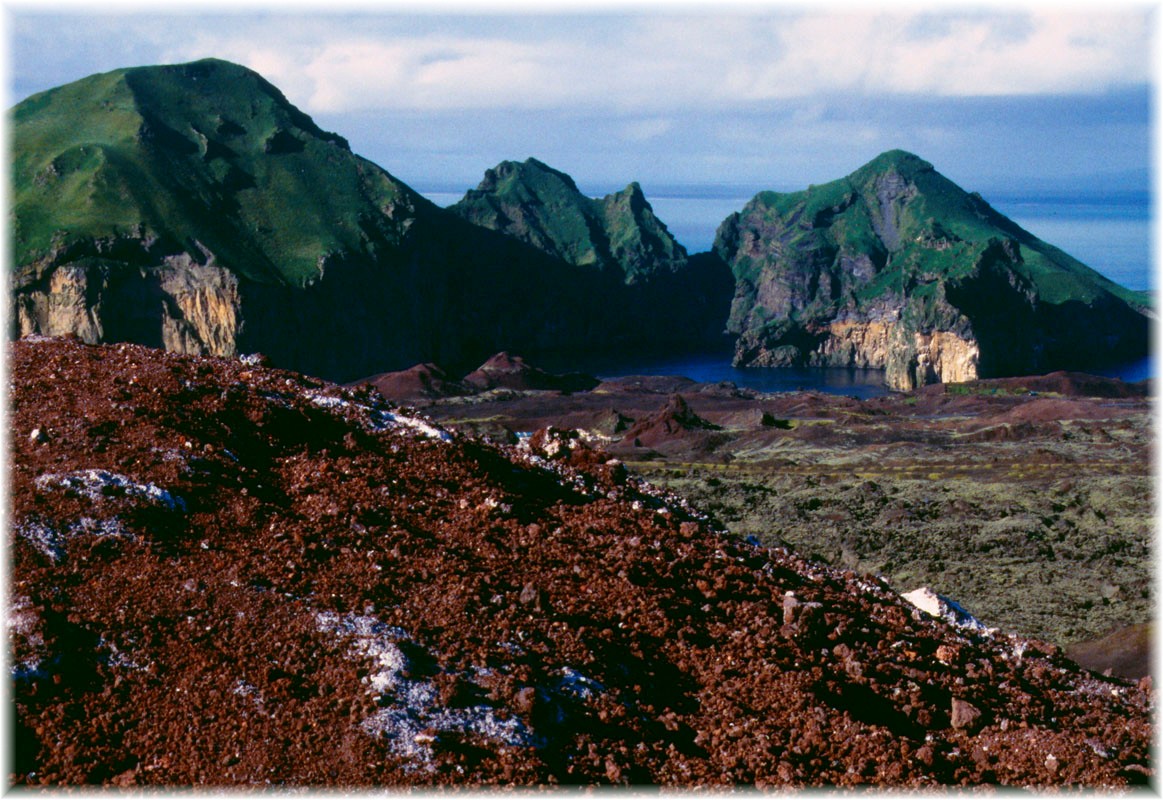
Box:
[316,611,535,770]
[97,635,143,671]
[15,516,137,562]
[9,594,47,681]
[557,666,603,701]
[35,469,186,511]
[8,595,41,641]
[304,391,453,442]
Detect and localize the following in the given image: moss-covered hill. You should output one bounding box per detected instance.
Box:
[716,150,1151,390]
[450,158,689,284]
[10,59,730,381]
[11,58,405,287]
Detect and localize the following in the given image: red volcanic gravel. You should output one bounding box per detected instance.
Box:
[7,336,1154,787]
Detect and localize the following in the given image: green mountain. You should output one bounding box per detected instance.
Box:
[12,58,388,287]
[715,150,1152,390]
[10,59,729,381]
[450,158,689,284]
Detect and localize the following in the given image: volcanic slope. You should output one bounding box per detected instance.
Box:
[10,59,724,382]
[9,336,1152,787]
[717,150,1151,390]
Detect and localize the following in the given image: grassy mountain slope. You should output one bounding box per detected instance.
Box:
[450,158,690,284]
[13,58,421,287]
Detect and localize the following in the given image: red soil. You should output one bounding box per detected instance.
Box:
[8,337,1153,788]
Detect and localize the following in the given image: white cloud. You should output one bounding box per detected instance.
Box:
[141,8,1152,114]
[620,117,675,142]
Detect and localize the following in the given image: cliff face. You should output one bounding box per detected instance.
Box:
[14,259,242,357]
[716,151,1151,390]
[10,61,731,382]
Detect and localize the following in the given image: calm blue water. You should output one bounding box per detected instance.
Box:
[577,351,893,399]
[423,187,1153,392]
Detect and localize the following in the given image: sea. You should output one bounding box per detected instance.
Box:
[422,187,1154,397]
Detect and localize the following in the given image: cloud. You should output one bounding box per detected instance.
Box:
[143,8,1150,116]
[620,117,675,142]
[9,7,1150,115]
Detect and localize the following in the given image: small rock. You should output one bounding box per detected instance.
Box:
[1044,754,1060,774]
[936,644,959,664]
[950,697,983,731]
[29,428,46,444]
[514,687,537,715]
[518,583,538,606]
[782,592,801,626]
[782,592,822,637]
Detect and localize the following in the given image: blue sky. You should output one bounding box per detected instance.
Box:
[5,4,1154,199]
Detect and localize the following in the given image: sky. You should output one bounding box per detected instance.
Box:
[4,2,1155,201]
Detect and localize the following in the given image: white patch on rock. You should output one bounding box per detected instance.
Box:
[8,595,47,680]
[15,516,137,562]
[902,587,995,635]
[34,469,186,511]
[557,666,603,701]
[305,391,453,442]
[316,612,535,771]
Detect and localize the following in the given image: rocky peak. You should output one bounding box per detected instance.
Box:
[716,149,1150,389]
[451,159,688,284]
[475,158,581,196]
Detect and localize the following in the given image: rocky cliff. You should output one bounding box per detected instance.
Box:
[9,60,729,382]
[716,151,1152,390]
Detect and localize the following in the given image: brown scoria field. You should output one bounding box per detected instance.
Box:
[8,336,1154,787]
[399,360,1154,663]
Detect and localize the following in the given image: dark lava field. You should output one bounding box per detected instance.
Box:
[7,337,1154,787]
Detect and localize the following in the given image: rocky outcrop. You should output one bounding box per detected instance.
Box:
[717,150,1151,389]
[14,260,241,357]
[463,352,600,393]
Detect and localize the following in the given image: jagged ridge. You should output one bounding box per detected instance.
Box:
[450,158,689,284]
